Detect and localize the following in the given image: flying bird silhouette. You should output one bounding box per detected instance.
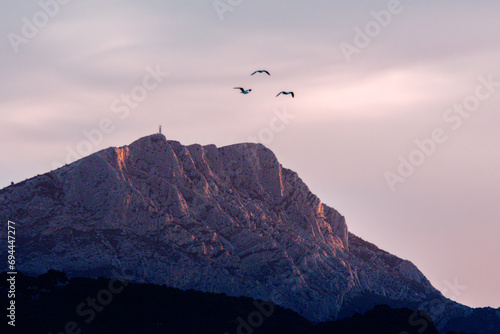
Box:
[234,87,252,94]
[276,91,294,98]
[251,70,270,76]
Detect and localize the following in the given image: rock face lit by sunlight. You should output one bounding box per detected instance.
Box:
[0,135,454,323]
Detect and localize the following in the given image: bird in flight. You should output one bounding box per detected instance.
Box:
[276,91,294,98]
[234,87,252,94]
[251,70,270,76]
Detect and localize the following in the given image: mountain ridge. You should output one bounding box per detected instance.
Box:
[0,134,497,333]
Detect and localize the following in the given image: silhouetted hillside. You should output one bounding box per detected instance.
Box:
[0,271,478,334]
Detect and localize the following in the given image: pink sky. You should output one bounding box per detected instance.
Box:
[1,0,499,308]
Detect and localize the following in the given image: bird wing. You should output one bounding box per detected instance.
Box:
[264,70,270,75]
[291,92,294,98]
[276,91,283,97]
[234,87,244,92]
[251,71,257,75]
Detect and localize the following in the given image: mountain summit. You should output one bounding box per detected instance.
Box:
[0,134,496,332]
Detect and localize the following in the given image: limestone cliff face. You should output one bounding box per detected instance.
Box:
[0,134,441,322]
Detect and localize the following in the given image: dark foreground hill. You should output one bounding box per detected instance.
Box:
[1,271,474,334]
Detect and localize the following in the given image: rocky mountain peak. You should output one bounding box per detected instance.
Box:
[0,134,447,323]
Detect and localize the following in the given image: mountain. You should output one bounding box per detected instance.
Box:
[0,134,498,332]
